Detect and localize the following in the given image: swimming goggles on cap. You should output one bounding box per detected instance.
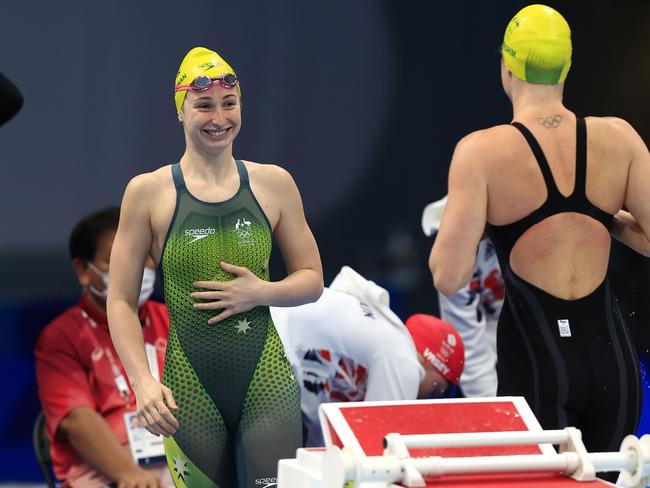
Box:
[174,73,239,92]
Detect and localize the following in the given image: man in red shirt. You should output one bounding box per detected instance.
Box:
[35,207,172,488]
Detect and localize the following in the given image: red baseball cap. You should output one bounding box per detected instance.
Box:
[405,314,464,385]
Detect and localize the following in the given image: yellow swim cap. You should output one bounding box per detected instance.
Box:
[502,4,572,85]
[174,47,239,114]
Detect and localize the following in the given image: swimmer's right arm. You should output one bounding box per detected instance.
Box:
[612,118,650,256]
[430,132,489,297]
[107,175,179,437]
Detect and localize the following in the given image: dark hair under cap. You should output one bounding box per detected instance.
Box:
[68,207,120,261]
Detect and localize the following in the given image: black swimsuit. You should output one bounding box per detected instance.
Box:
[486,118,641,453]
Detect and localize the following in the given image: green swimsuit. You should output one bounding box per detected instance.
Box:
[161,161,301,488]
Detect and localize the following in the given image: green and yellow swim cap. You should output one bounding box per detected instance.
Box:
[174,47,239,114]
[502,4,572,85]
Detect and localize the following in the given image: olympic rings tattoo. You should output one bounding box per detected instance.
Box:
[537,114,563,129]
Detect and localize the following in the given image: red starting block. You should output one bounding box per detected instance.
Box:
[277,397,647,487]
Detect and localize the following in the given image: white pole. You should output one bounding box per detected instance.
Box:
[354,451,638,481]
[397,430,569,449]
[590,452,636,473]
[410,453,580,477]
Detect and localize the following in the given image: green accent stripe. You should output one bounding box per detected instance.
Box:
[164,435,218,488]
[525,51,564,84]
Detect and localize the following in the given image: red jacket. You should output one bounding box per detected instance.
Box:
[34,295,169,481]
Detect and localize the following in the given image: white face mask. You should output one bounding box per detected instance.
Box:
[87,262,156,308]
[87,261,109,301]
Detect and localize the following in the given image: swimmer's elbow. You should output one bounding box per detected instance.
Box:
[310,280,324,303]
[621,240,650,257]
[629,231,650,257]
[305,271,324,303]
[429,252,469,298]
[636,241,650,258]
[432,267,469,299]
[638,229,650,257]
[433,274,459,299]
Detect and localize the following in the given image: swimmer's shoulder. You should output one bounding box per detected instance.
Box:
[586,115,639,140]
[587,114,633,130]
[123,164,177,202]
[584,116,645,162]
[452,124,518,169]
[241,160,298,193]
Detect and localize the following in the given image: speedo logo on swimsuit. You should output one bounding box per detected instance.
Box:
[255,477,277,487]
[184,227,216,243]
[423,347,450,376]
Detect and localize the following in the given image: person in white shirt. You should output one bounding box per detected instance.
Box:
[422,196,504,397]
[271,266,464,446]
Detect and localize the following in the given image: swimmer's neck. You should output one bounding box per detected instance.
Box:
[180,145,237,183]
[510,81,568,120]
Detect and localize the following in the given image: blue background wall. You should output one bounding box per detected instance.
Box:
[1,0,649,481]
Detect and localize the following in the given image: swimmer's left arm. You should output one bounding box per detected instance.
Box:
[192,165,323,324]
[430,132,488,298]
[269,166,324,304]
[612,210,650,257]
[618,117,650,254]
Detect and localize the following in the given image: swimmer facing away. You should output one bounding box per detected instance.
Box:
[429,4,650,456]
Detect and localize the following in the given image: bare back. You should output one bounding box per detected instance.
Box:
[485,114,631,299]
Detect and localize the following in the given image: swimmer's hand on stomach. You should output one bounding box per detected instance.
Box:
[191,261,269,324]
